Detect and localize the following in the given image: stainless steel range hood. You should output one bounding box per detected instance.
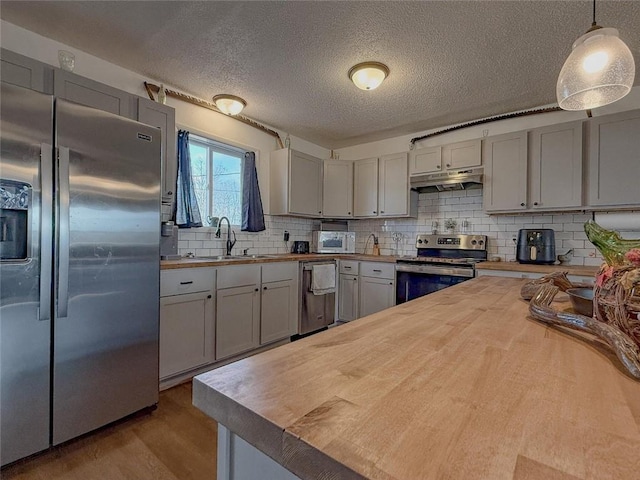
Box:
[410,167,483,192]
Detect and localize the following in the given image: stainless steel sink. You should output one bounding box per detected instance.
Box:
[195,254,276,261]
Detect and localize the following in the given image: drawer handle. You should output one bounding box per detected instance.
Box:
[344,266,351,269]
[373,269,382,272]
[180,281,194,285]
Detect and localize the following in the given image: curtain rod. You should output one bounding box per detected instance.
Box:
[144,82,284,149]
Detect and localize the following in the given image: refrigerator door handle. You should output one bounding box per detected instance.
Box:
[39,143,53,321]
[57,146,70,318]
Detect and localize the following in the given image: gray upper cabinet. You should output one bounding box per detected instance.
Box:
[442,139,481,170]
[1,48,52,93]
[54,69,134,118]
[483,131,528,212]
[322,160,353,218]
[587,109,640,208]
[528,121,583,210]
[270,148,323,217]
[138,98,177,203]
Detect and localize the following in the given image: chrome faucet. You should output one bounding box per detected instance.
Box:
[215,216,236,256]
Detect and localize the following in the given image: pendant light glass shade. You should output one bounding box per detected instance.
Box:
[557,27,635,111]
[213,94,247,115]
[348,62,389,90]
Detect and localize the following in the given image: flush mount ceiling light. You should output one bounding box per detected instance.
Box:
[556,0,635,111]
[348,62,390,91]
[212,94,247,115]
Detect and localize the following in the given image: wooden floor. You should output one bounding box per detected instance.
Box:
[1,383,217,480]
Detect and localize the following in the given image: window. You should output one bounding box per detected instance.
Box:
[188,135,243,226]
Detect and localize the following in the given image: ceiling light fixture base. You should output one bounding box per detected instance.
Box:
[212,94,247,115]
[348,62,390,91]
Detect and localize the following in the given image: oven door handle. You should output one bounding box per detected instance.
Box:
[395,264,474,277]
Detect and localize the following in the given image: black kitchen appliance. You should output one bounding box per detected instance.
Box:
[516,229,556,265]
[291,240,310,254]
[396,234,487,304]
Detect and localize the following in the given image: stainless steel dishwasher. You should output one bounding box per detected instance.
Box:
[299,260,336,335]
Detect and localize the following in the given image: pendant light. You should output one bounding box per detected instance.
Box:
[348,62,390,91]
[213,94,247,116]
[556,0,635,111]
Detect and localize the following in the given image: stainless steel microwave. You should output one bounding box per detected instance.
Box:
[312,231,356,254]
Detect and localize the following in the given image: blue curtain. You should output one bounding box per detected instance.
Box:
[241,151,265,232]
[175,130,203,228]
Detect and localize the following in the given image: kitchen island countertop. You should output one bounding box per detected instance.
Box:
[193,276,640,480]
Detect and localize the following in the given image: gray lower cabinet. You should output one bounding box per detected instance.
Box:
[137,97,177,204]
[216,263,298,360]
[260,279,295,345]
[160,291,214,379]
[359,262,395,318]
[1,48,52,93]
[587,109,640,207]
[159,267,216,380]
[54,69,134,118]
[216,284,261,360]
[338,261,395,321]
[338,274,358,321]
[260,262,298,344]
[359,277,395,317]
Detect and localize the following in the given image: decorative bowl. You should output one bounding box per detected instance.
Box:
[566,288,594,317]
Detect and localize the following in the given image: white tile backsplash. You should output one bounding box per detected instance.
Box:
[177,189,638,265]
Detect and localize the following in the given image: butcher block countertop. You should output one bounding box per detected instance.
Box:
[161,253,397,269]
[193,276,640,480]
[476,261,600,277]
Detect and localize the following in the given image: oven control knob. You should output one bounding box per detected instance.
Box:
[471,240,477,245]
[418,239,423,244]
[478,240,484,245]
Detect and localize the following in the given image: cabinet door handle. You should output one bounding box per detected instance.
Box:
[207,294,212,299]
[445,163,451,167]
[520,203,525,207]
[180,281,194,285]
[380,211,384,214]
[389,282,393,285]
[167,191,173,196]
[254,288,259,292]
[373,211,377,214]
[436,165,441,169]
[263,286,267,290]
[354,277,358,281]
[348,212,351,215]
[533,202,539,206]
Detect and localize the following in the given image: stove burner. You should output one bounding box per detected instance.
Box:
[397,256,479,266]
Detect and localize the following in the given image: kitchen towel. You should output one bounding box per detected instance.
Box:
[311,264,336,295]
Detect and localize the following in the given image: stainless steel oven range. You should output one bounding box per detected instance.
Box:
[395,234,487,304]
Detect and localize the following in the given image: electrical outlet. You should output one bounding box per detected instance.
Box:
[283,230,289,242]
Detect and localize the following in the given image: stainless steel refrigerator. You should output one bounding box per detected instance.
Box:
[0,83,160,466]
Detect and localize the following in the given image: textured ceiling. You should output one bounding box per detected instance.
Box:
[2,1,639,148]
